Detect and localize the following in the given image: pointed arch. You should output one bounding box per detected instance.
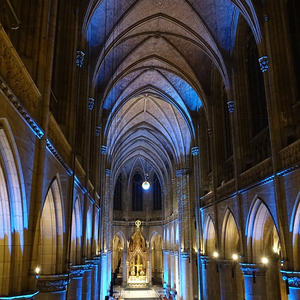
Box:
[203,216,217,255]
[291,192,300,269]
[246,198,280,262]
[112,232,126,272]
[0,120,27,294]
[40,178,64,274]
[71,196,82,264]
[221,209,240,259]
[85,203,93,258]
[150,232,163,283]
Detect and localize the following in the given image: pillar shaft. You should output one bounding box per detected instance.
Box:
[218,261,237,300]
[240,263,267,300]
[179,252,193,300]
[281,270,300,300]
[37,274,69,300]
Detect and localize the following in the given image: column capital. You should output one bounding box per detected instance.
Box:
[176,168,189,177]
[258,55,269,72]
[192,146,199,156]
[180,252,190,260]
[240,263,266,276]
[281,270,300,288]
[70,265,86,279]
[226,100,235,113]
[101,145,107,154]
[37,274,70,292]
[95,125,101,136]
[76,50,85,67]
[88,97,95,110]
[105,169,111,176]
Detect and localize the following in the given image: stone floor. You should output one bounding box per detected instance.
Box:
[115,287,161,299]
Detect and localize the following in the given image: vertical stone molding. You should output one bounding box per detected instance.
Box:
[218,260,238,300]
[88,97,95,111]
[240,263,267,300]
[200,256,220,300]
[95,125,101,137]
[122,250,127,287]
[163,250,170,288]
[101,145,107,155]
[180,252,193,300]
[281,270,300,300]
[100,253,108,300]
[67,266,85,300]
[192,146,199,156]
[82,264,94,300]
[76,50,85,67]
[227,100,235,113]
[258,56,269,72]
[36,274,69,300]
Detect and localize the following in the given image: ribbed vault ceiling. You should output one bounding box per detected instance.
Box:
[83,0,262,183]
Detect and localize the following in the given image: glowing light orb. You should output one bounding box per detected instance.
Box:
[212,251,219,258]
[232,254,239,261]
[35,266,40,274]
[261,257,269,264]
[142,181,150,190]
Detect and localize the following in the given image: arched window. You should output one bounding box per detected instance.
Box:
[132,173,143,211]
[245,32,268,137]
[153,174,162,210]
[114,174,122,210]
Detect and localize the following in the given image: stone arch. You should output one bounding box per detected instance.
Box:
[221,209,240,259]
[150,232,163,284]
[39,177,64,274]
[85,203,93,258]
[291,192,300,269]
[203,216,217,255]
[93,207,100,255]
[0,121,26,294]
[112,233,125,272]
[70,196,82,264]
[246,198,280,262]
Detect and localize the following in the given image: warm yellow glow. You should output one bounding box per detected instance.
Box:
[273,244,280,254]
[35,266,40,274]
[232,253,239,261]
[142,181,150,190]
[212,251,219,258]
[261,257,269,264]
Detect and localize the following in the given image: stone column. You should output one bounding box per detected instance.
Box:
[122,250,127,287]
[200,256,209,300]
[100,253,108,300]
[149,247,152,285]
[281,270,300,300]
[240,263,267,300]
[218,260,237,300]
[67,266,85,300]
[82,264,93,300]
[174,252,179,296]
[200,256,220,300]
[163,250,169,288]
[179,252,193,300]
[85,258,101,300]
[37,274,69,300]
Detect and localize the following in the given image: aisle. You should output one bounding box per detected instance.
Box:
[119,288,160,299]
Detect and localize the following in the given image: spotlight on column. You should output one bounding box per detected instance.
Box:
[261,257,269,265]
[232,253,239,261]
[35,266,40,274]
[212,251,219,258]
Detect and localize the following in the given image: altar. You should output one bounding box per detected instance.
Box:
[126,220,150,287]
